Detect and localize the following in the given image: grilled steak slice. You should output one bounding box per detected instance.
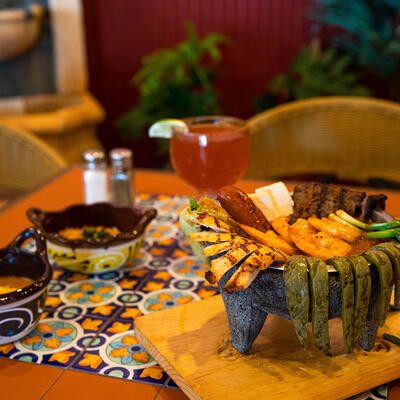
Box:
[291,182,366,222]
[319,184,342,217]
[343,189,366,217]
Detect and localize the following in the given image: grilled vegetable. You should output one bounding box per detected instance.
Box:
[373,242,400,307]
[362,250,393,327]
[328,257,355,353]
[307,257,331,355]
[284,255,309,348]
[348,255,371,346]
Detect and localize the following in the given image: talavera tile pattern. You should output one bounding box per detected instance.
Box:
[0,194,389,398]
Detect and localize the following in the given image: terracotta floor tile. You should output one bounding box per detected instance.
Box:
[0,358,62,400]
[156,388,190,400]
[42,369,160,400]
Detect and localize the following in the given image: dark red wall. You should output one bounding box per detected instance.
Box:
[82,0,311,166]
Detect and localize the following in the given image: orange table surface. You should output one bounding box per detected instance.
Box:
[1,166,400,400]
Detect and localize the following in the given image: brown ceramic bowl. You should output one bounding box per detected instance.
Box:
[27,203,157,274]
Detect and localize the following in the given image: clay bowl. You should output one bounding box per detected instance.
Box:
[0,227,52,344]
[27,203,157,274]
[0,4,44,61]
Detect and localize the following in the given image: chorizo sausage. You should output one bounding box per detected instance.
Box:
[217,186,270,232]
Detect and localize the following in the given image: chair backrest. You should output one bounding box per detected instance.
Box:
[0,122,67,194]
[246,97,400,185]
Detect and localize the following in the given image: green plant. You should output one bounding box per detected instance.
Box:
[254,40,370,111]
[310,0,400,76]
[117,21,227,156]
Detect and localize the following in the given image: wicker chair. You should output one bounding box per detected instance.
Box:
[0,122,66,201]
[246,97,400,186]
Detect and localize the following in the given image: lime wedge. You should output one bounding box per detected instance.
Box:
[148,119,188,139]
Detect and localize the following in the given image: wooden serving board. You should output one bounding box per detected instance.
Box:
[135,295,400,400]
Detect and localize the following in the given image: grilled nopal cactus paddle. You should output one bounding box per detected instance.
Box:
[328,257,355,354]
[362,250,393,327]
[307,257,331,355]
[284,255,309,348]
[373,242,400,308]
[348,255,371,346]
[179,198,239,263]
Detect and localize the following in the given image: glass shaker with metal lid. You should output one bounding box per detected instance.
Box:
[109,148,135,207]
[82,149,108,204]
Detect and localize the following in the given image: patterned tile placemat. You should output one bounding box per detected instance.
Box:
[0,194,388,399]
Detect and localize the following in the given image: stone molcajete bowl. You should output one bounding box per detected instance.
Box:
[218,262,383,354]
[0,227,52,344]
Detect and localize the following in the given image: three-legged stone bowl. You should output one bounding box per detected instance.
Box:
[218,265,381,354]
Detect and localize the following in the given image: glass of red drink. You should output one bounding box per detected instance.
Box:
[170,116,250,195]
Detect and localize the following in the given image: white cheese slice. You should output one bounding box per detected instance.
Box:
[252,181,293,219]
[249,192,279,221]
[265,182,294,216]
[255,185,270,194]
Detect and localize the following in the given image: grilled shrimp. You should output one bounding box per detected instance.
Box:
[271,216,294,244]
[314,231,351,257]
[308,216,363,243]
[288,219,351,259]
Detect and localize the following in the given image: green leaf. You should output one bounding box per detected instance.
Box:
[117,20,226,163]
[255,41,371,111]
[310,0,400,75]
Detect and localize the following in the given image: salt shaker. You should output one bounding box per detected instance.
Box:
[82,150,108,204]
[109,148,135,207]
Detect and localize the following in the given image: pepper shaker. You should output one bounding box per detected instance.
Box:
[82,150,108,204]
[109,148,135,207]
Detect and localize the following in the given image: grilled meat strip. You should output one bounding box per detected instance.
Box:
[291,182,367,222]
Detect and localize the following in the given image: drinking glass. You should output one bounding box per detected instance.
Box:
[169,116,250,195]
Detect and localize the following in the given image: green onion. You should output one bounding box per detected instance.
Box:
[369,219,400,231]
[383,333,400,345]
[335,210,370,230]
[367,227,400,239]
[329,213,356,228]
